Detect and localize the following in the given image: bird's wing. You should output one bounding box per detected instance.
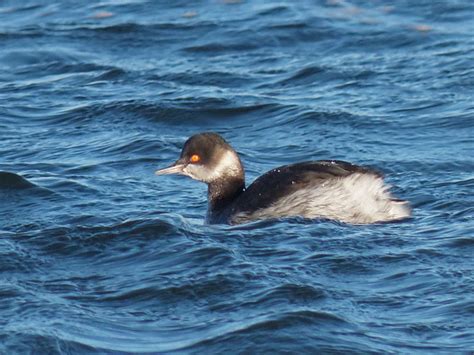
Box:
[229,160,381,218]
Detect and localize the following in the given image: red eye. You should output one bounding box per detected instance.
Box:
[190,154,200,163]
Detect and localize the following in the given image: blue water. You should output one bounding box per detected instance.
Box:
[1,0,473,353]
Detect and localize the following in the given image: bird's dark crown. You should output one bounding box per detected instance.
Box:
[179,132,231,167]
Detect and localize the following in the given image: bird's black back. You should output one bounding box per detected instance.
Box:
[227,160,381,220]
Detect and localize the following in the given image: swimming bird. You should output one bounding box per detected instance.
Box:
[155,132,411,225]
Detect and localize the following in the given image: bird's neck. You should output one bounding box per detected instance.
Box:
[207,176,245,223]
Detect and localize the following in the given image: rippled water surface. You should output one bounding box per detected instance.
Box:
[1,0,473,353]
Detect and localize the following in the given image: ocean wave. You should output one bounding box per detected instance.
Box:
[0,171,37,189]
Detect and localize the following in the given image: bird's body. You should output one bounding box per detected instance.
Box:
[155,132,411,225]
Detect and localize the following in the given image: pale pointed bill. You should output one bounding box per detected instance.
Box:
[155,163,185,176]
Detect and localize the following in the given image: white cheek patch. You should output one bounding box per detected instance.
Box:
[183,164,207,182]
[206,150,242,182]
[182,150,242,183]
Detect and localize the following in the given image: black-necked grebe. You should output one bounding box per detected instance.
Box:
[155,132,411,224]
